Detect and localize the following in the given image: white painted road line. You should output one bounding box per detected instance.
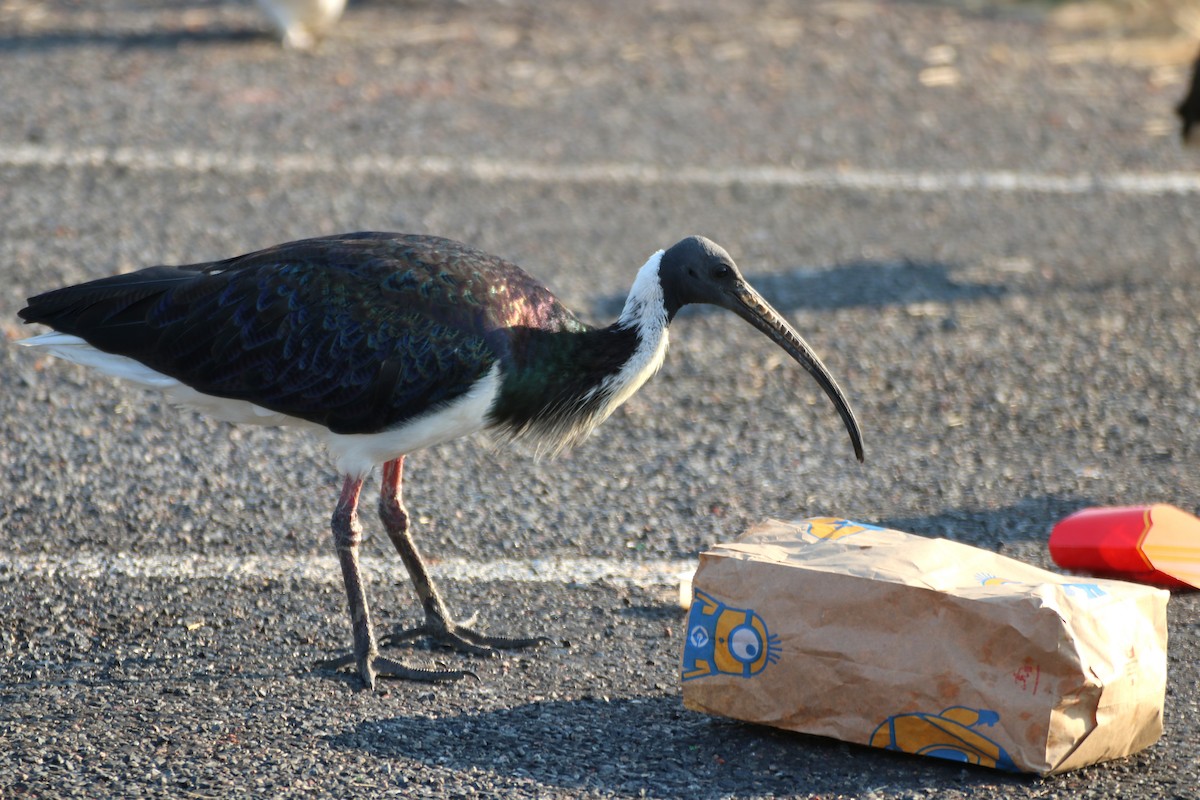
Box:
[0,551,696,588]
[4,142,1200,195]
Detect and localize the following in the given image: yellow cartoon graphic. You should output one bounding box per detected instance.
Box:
[975,572,1016,587]
[681,590,781,681]
[870,706,1017,771]
[803,518,883,541]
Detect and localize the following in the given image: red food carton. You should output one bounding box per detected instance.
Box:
[1049,504,1200,590]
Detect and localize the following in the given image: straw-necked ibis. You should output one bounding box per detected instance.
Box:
[18,232,863,689]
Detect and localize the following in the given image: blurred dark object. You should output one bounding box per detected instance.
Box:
[1179,48,1200,146]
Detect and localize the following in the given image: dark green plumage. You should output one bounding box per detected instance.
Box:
[488,323,641,444]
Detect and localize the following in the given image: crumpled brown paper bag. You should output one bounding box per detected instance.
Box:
[680,518,1168,775]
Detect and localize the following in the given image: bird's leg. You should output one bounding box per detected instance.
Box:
[318,474,470,687]
[378,457,548,654]
[330,476,377,685]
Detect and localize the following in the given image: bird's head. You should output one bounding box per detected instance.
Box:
[657,235,865,462]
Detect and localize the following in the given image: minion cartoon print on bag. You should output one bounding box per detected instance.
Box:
[682,589,781,680]
[870,706,1018,771]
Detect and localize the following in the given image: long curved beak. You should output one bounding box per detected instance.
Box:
[725,281,864,462]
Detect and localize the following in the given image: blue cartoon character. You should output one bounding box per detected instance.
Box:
[681,589,781,681]
[870,706,1018,771]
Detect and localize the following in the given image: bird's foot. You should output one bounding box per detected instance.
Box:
[316,652,475,689]
[380,611,550,657]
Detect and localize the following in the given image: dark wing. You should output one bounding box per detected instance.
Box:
[20,233,585,434]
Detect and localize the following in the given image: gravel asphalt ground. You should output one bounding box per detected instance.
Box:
[2,0,1199,797]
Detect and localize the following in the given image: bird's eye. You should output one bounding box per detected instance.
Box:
[713,264,732,279]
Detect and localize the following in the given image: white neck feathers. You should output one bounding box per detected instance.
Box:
[597,250,670,415]
[618,249,667,331]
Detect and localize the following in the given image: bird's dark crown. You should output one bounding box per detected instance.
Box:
[657,235,745,319]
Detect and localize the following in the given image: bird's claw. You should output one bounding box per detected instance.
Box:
[316,652,476,689]
[380,616,550,656]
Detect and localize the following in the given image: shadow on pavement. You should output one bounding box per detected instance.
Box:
[329,695,1035,796]
[0,27,265,53]
[875,494,1094,550]
[592,259,1008,319]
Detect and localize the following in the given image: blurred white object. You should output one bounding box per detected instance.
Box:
[255,0,347,49]
[677,570,693,610]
